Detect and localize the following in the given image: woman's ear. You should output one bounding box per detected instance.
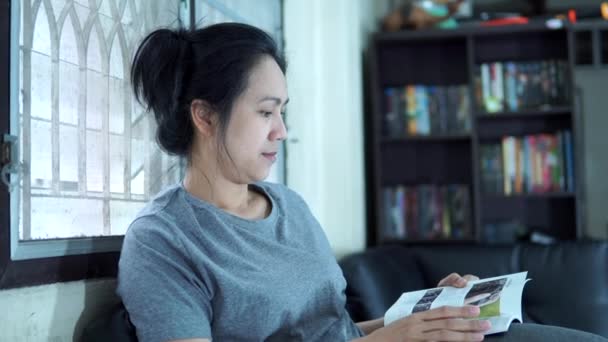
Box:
[190,99,216,138]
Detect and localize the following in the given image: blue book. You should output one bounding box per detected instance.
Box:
[416,86,430,135]
[563,131,574,192]
[505,62,518,111]
[383,188,396,239]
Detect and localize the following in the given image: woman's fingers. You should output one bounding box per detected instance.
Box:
[424,330,486,341]
[437,273,464,287]
[421,317,491,333]
[418,305,481,320]
[438,273,480,287]
[463,274,480,282]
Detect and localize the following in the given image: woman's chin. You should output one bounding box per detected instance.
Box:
[250,168,271,182]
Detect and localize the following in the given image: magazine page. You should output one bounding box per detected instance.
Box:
[384,272,530,335]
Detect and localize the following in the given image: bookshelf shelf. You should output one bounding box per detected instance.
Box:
[379,238,478,246]
[381,134,472,143]
[482,192,576,200]
[367,23,581,246]
[476,107,572,119]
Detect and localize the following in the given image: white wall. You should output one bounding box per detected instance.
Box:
[283,0,387,258]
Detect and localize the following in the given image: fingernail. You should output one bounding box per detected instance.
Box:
[481,320,492,329]
[474,333,485,341]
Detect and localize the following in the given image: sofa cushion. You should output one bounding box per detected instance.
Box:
[80,303,137,342]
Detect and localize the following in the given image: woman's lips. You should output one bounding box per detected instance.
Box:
[262,152,277,162]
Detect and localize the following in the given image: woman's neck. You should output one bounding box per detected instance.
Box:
[183,163,253,214]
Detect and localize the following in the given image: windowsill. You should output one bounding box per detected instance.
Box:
[11,236,124,260]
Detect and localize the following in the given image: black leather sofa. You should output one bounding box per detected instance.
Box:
[82,241,608,341]
[338,241,608,338]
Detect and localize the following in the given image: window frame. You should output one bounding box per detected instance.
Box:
[0,1,120,283]
[0,0,183,289]
[8,0,182,261]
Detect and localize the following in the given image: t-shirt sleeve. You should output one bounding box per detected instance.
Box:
[117,216,213,342]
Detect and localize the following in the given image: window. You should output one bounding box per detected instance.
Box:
[9,0,183,260]
[1,0,284,289]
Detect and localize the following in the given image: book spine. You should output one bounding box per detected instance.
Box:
[406,85,417,135]
[522,137,529,193]
[481,63,491,113]
[383,88,394,138]
[514,137,523,194]
[382,187,395,240]
[458,85,471,132]
[418,86,430,135]
[442,186,452,238]
[406,188,419,238]
[540,134,551,193]
[395,186,406,238]
[494,62,504,112]
[556,131,565,191]
[399,87,408,137]
[437,87,449,134]
[505,62,518,111]
[564,130,574,192]
[502,137,511,195]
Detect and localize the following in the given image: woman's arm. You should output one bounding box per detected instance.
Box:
[356,317,384,335]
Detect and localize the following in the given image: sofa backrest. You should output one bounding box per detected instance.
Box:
[338,242,608,338]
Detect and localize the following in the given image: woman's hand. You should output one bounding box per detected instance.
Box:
[437,273,479,288]
[360,305,490,342]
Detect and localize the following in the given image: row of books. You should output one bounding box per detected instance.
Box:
[381,185,472,240]
[479,131,574,195]
[474,60,570,114]
[383,85,471,138]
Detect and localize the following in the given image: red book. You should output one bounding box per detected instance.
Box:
[480,17,529,27]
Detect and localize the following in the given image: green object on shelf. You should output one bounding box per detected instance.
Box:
[415,0,459,29]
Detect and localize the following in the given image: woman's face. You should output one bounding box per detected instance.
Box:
[219,56,288,183]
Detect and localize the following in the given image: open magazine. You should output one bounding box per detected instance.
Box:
[384,272,530,335]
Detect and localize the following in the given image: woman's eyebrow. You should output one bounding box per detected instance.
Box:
[258,96,290,106]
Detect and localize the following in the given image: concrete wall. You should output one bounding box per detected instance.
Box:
[0,279,119,342]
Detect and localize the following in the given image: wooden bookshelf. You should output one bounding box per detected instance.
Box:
[366,22,584,246]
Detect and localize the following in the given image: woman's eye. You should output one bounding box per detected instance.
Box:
[260,111,273,117]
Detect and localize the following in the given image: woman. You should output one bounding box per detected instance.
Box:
[117,23,606,342]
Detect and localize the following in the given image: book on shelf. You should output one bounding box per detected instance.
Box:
[475,59,570,114]
[385,272,531,336]
[383,85,470,138]
[479,131,574,195]
[381,184,472,240]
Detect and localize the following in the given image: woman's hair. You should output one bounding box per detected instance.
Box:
[131,23,287,157]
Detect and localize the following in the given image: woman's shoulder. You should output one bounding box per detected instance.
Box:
[125,184,186,239]
[136,184,183,217]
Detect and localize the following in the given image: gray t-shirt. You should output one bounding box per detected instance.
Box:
[117,182,364,342]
